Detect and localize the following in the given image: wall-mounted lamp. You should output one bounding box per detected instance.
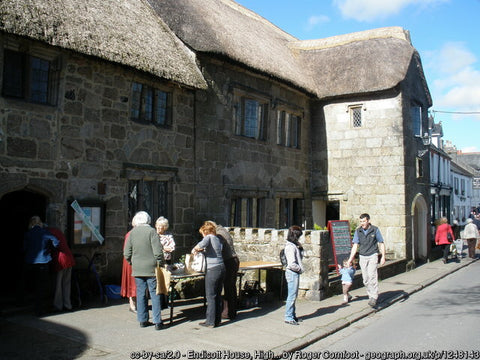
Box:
[417,149,428,157]
[422,132,431,146]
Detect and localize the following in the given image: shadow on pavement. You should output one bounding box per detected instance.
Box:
[0,317,93,360]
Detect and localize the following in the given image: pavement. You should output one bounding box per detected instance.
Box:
[0,255,477,360]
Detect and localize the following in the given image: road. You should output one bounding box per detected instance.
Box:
[302,261,480,357]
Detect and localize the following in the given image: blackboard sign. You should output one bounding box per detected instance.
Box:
[327,220,352,273]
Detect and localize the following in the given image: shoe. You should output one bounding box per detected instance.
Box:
[199,322,214,328]
[442,258,446,264]
[293,316,302,322]
[348,295,353,302]
[140,321,152,328]
[129,308,137,314]
[285,320,299,325]
[155,323,165,330]
[368,298,377,307]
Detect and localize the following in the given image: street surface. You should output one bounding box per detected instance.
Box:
[302,261,480,357]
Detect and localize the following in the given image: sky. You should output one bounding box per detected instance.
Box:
[234,0,480,153]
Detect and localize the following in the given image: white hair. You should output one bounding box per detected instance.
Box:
[155,216,169,229]
[132,211,151,227]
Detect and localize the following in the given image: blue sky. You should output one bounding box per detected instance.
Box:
[235,0,480,153]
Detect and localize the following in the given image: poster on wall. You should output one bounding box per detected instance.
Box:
[327,220,352,274]
[69,200,105,246]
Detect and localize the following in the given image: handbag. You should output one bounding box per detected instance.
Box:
[447,232,453,242]
[185,252,206,273]
[155,265,171,295]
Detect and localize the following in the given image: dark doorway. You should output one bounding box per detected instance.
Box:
[0,190,47,306]
[326,200,340,223]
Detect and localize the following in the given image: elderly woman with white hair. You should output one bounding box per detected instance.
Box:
[155,216,175,264]
[463,218,479,259]
[124,211,165,330]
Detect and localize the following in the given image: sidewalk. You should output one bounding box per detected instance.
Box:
[1,256,477,360]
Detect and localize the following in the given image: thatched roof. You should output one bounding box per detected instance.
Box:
[147,0,318,95]
[293,27,431,102]
[0,0,207,89]
[149,1,430,101]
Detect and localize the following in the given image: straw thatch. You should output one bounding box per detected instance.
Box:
[148,1,430,101]
[147,0,317,95]
[0,0,207,89]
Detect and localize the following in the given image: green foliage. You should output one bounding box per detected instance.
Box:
[314,223,328,230]
[349,217,359,237]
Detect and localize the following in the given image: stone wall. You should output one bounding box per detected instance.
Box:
[0,36,198,282]
[230,227,330,300]
[193,56,313,229]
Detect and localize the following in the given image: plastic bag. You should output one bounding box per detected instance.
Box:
[185,252,206,273]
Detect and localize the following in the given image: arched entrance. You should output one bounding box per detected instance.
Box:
[0,190,47,305]
[411,194,428,261]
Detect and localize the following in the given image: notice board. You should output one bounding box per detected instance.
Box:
[327,220,352,273]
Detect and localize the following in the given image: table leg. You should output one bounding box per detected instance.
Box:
[169,280,176,325]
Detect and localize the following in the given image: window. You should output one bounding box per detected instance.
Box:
[454,177,459,195]
[461,179,465,196]
[277,198,304,229]
[230,197,265,228]
[233,94,268,140]
[277,110,301,148]
[2,48,59,105]
[411,106,422,136]
[128,180,169,225]
[350,105,362,128]
[416,157,423,178]
[130,82,172,126]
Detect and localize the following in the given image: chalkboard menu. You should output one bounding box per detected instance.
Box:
[327,220,352,273]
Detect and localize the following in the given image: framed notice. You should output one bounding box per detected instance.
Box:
[327,220,352,274]
[68,200,105,247]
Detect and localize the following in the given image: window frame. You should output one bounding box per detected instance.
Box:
[2,46,60,106]
[276,109,302,148]
[130,81,173,127]
[229,193,266,228]
[233,90,268,141]
[350,105,363,128]
[411,105,423,137]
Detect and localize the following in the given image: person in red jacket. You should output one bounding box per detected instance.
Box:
[48,226,76,312]
[434,217,455,264]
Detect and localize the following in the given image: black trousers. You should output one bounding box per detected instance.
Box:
[222,256,239,319]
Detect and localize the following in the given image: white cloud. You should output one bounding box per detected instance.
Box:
[435,42,476,75]
[304,15,330,31]
[333,0,447,22]
[429,43,480,110]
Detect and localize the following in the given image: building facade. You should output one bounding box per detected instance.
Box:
[1,0,434,297]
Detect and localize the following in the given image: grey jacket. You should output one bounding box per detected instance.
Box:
[124,225,164,277]
[285,241,304,274]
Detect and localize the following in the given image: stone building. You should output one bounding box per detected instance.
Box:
[0,0,433,301]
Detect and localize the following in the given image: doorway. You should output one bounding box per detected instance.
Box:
[0,190,47,305]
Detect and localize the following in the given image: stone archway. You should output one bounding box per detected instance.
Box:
[411,194,428,261]
[0,190,47,305]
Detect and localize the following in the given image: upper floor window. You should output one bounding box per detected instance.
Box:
[411,105,422,137]
[350,105,363,128]
[233,93,268,140]
[277,110,301,148]
[2,48,59,105]
[130,82,172,127]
